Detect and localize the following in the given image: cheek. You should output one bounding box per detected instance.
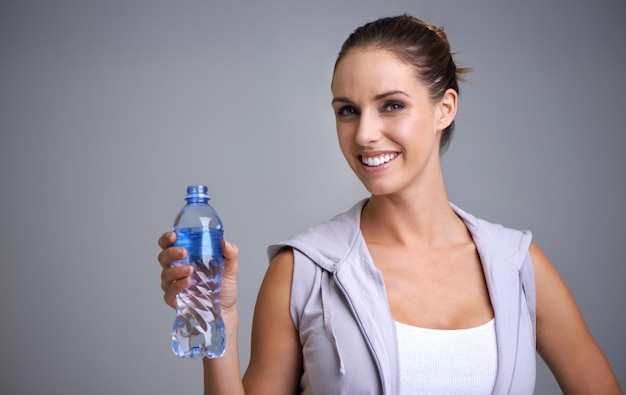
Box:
[399,116,437,140]
[385,118,420,143]
[335,124,352,152]
[337,137,353,164]
[336,131,361,172]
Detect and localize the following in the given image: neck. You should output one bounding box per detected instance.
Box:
[361,176,468,248]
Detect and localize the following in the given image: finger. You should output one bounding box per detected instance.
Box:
[163,276,191,309]
[161,265,193,290]
[157,246,187,269]
[157,231,176,250]
[164,292,178,309]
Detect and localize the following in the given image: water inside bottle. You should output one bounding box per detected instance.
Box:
[171,227,225,358]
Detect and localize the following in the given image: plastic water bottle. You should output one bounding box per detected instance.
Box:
[171,185,225,359]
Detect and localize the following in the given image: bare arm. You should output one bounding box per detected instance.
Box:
[158,233,301,394]
[242,248,302,394]
[532,243,622,394]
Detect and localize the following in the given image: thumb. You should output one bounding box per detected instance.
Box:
[222,239,239,260]
[222,239,239,277]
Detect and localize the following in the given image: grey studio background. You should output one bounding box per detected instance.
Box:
[1,0,624,393]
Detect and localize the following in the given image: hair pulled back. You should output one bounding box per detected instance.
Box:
[333,14,469,153]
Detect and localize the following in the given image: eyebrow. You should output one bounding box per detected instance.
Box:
[331,90,410,105]
[374,90,410,100]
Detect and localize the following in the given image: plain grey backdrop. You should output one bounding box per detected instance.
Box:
[1,0,624,393]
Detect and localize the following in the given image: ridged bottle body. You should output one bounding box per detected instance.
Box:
[171,185,225,359]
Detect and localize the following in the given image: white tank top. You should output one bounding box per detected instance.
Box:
[395,319,497,394]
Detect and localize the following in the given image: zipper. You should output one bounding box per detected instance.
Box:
[504,273,523,394]
[334,271,388,394]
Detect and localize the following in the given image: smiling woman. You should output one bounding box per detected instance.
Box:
[331,47,455,198]
[334,16,470,151]
[157,14,622,395]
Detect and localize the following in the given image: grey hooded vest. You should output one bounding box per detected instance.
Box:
[268,199,536,394]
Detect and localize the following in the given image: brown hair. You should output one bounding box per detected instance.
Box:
[333,14,470,153]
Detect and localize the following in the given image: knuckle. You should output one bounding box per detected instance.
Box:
[157,251,165,266]
[158,231,174,249]
[158,233,168,248]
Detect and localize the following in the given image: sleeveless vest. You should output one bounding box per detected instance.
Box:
[268,199,536,394]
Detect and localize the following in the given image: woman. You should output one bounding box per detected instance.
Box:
[158,15,622,394]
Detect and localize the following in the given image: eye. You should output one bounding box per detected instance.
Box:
[336,105,359,117]
[382,101,405,112]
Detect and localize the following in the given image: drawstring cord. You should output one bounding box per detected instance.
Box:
[321,273,346,375]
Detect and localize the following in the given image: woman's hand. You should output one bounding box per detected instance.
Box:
[158,231,189,308]
[158,231,239,311]
[159,232,246,393]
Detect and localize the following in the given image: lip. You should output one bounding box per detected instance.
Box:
[356,151,399,171]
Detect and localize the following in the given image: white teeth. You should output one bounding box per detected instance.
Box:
[361,153,398,167]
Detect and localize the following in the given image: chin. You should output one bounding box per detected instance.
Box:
[362,183,399,197]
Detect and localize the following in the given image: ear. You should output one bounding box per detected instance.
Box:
[435,88,458,131]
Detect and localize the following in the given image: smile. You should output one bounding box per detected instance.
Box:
[360,153,399,167]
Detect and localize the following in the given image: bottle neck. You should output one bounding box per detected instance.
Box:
[186,198,209,204]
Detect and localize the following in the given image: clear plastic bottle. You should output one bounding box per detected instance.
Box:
[171,185,225,359]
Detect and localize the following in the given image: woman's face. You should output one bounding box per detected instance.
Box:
[331,48,456,197]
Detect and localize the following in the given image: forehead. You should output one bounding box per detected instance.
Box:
[332,48,422,96]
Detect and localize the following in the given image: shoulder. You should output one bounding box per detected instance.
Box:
[267,199,367,271]
[527,242,577,332]
[451,203,533,267]
[528,243,550,272]
[269,247,294,271]
[260,248,295,308]
[528,242,561,292]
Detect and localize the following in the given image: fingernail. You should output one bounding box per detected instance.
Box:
[224,240,232,249]
[183,266,192,275]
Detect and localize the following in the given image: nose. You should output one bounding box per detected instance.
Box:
[355,111,381,146]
